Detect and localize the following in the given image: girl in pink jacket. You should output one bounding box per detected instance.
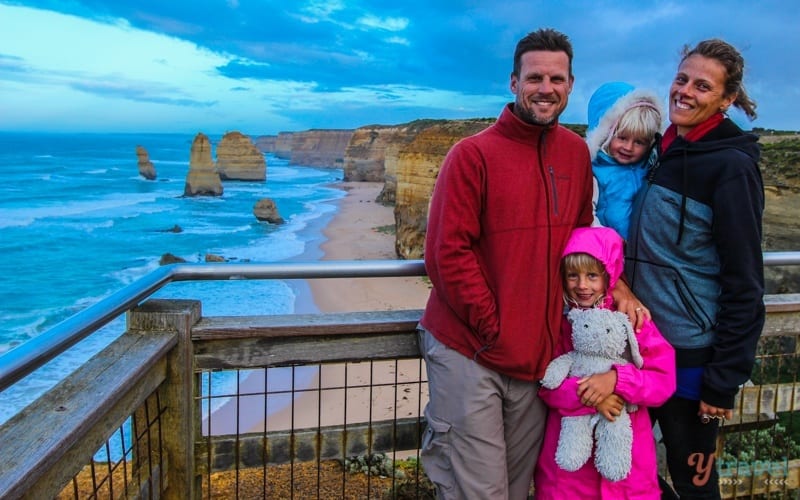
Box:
[534,227,676,499]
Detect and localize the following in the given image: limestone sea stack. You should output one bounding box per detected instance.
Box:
[136,145,156,180]
[253,198,285,224]
[215,131,266,181]
[184,132,223,197]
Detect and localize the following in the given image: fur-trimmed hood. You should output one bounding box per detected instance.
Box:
[586,82,664,161]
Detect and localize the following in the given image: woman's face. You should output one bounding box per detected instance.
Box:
[669,54,736,136]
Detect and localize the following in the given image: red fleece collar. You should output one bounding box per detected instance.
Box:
[661,112,725,152]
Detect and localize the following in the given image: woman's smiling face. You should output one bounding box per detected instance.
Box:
[669,54,736,136]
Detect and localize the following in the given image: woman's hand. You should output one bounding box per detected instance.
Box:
[612,279,650,332]
[699,400,733,422]
[596,394,625,422]
[577,370,618,407]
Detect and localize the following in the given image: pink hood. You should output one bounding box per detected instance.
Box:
[562,227,624,308]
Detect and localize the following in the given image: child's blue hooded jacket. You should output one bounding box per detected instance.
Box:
[586,82,663,240]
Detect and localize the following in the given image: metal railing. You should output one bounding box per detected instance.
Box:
[3,251,798,394]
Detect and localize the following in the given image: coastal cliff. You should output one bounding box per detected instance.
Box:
[759,136,800,292]
[290,129,352,168]
[393,119,493,258]
[274,132,294,160]
[342,124,418,183]
[256,130,351,168]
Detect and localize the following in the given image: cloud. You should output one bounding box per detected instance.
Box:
[69,79,217,107]
[1,0,798,133]
[356,14,409,32]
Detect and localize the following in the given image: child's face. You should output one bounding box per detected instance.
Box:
[564,267,607,308]
[608,132,650,165]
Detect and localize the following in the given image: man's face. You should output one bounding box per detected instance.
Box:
[510,50,573,126]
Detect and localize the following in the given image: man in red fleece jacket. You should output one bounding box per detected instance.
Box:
[418,28,645,499]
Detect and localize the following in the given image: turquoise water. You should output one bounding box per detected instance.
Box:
[0,132,344,423]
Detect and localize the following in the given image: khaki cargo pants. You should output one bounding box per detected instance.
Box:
[418,328,547,499]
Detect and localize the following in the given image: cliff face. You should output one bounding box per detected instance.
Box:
[274,132,294,160]
[759,136,800,292]
[343,123,433,183]
[215,131,266,181]
[254,135,277,153]
[184,133,222,197]
[289,129,353,168]
[393,120,493,259]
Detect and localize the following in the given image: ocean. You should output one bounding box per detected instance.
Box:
[0,131,344,425]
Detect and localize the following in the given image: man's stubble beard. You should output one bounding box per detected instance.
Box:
[513,100,560,127]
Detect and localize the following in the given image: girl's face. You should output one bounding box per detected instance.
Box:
[669,54,736,136]
[608,132,650,165]
[564,267,607,308]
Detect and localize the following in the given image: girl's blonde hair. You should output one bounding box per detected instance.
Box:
[601,103,662,154]
[561,252,609,308]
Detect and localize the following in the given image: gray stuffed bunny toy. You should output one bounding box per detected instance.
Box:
[540,307,644,481]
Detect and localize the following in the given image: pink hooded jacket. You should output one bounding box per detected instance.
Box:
[534,227,676,499]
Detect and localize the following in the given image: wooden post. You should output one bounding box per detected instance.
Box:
[128,299,201,500]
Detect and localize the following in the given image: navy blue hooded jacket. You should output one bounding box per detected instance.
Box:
[625,118,765,408]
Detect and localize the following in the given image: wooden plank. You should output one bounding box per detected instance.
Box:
[762,310,800,337]
[129,298,202,500]
[765,294,800,313]
[194,331,421,370]
[734,383,799,415]
[0,331,176,499]
[192,309,423,340]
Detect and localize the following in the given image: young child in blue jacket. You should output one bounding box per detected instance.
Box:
[586,81,663,240]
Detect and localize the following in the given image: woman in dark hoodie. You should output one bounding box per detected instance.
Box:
[625,39,764,499]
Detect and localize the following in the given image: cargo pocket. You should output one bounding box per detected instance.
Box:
[420,410,454,493]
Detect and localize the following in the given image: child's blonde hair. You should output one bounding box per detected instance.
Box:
[601,102,662,155]
[561,252,609,308]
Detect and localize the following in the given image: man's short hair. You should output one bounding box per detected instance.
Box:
[513,28,573,77]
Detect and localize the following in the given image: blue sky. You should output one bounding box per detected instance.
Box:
[1,1,798,135]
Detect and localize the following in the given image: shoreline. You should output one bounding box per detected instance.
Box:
[206,181,430,435]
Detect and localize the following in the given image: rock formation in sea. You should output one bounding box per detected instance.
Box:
[136,145,157,180]
[215,131,266,181]
[393,119,493,259]
[160,253,186,265]
[253,198,285,224]
[184,132,223,197]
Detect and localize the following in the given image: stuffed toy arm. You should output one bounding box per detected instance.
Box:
[541,353,573,389]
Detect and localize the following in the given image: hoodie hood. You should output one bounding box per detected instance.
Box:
[586,82,664,160]
[562,227,624,308]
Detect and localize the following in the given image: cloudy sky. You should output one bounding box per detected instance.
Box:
[1,0,798,135]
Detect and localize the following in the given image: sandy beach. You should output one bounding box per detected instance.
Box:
[309,181,430,314]
[205,181,431,436]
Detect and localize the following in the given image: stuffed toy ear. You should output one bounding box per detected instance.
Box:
[616,311,643,368]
